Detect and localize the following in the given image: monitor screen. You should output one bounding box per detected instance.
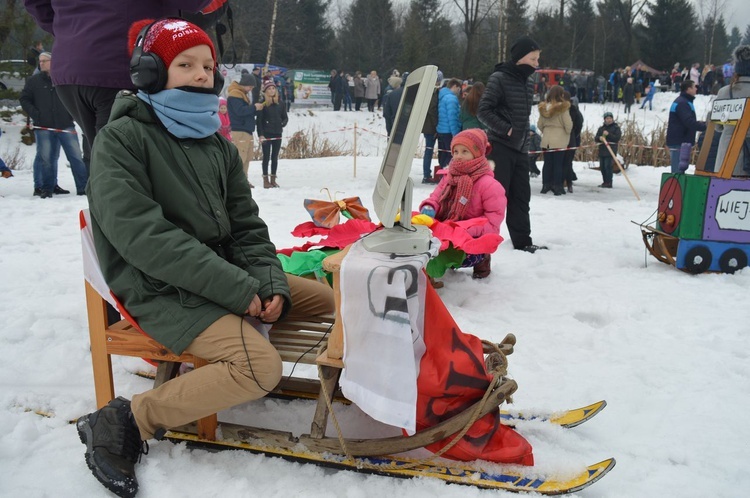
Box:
[371,66,437,229]
[382,85,418,184]
[364,65,438,254]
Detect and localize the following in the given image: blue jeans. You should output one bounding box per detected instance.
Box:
[423,133,436,178]
[436,133,453,169]
[669,147,681,174]
[34,130,60,191]
[35,129,88,193]
[58,130,89,192]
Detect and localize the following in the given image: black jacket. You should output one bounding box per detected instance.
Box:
[256,102,288,137]
[568,104,584,147]
[383,86,403,136]
[594,121,622,157]
[478,62,534,152]
[19,71,75,130]
[421,87,439,135]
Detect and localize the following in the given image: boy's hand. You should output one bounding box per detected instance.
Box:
[260,295,284,323]
[245,295,263,317]
[603,131,608,136]
[255,103,263,111]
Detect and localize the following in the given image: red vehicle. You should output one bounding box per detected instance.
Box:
[531,69,564,102]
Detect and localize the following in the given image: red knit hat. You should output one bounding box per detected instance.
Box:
[262,79,276,93]
[451,128,491,158]
[128,19,216,69]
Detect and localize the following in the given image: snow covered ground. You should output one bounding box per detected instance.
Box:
[1,91,748,497]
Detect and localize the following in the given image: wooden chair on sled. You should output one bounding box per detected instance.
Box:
[80,209,335,441]
[81,209,517,456]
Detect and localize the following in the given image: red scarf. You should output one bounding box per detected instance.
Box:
[437,155,491,222]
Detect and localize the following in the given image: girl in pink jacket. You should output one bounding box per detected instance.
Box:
[218,97,232,141]
[419,128,506,278]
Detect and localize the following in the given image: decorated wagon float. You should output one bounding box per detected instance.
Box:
[639,95,750,274]
[81,66,614,495]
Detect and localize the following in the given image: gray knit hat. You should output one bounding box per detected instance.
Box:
[734,45,750,77]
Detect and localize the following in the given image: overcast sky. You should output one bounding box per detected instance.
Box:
[333,0,748,36]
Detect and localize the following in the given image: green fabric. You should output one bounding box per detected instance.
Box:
[88,92,291,354]
[278,249,337,285]
[460,106,487,131]
[425,244,466,278]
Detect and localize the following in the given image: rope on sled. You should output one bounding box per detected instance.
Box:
[318,349,511,471]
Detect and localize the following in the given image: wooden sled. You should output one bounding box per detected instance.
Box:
[637,222,679,267]
[83,234,518,457]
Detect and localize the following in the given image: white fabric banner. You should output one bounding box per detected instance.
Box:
[338,239,437,434]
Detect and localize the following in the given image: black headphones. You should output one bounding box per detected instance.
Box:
[129,19,224,95]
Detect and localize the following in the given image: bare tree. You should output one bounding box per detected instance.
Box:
[497,0,506,62]
[696,0,729,65]
[600,0,650,63]
[453,0,499,75]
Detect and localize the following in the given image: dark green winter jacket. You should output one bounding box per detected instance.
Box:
[87,92,291,354]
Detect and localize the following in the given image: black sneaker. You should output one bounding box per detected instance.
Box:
[40,190,53,199]
[77,397,147,498]
[33,188,42,197]
[53,185,70,194]
[518,244,548,254]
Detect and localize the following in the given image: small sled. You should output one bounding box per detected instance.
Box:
[81,209,614,494]
[638,97,750,274]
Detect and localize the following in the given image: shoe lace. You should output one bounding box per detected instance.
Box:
[119,411,149,463]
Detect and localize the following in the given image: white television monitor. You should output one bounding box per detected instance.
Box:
[362,65,438,254]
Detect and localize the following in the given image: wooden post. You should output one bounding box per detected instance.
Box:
[601,136,640,200]
[353,122,357,178]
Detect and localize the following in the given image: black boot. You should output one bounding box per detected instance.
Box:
[540,184,551,194]
[77,397,147,498]
[552,185,566,196]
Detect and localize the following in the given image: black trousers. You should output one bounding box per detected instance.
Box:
[261,136,282,175]
[56,85,121,168]
[488,141,533,249]
[57,84,122,324]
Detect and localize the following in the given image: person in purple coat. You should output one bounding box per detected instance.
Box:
[23,0,212,168]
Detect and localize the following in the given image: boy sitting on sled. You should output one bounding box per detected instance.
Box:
[77,18,334,497]
[419,128,506,279]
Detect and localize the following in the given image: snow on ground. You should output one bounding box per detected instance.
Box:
[0,92,748,497]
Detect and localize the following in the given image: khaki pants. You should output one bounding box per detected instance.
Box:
[131,275,335,439]
[231,131,254,178]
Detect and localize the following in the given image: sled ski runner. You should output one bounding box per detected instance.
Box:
[164,422,615,495]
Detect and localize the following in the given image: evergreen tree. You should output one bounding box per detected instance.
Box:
[728,27,741,52]
[273,0,335,68]
[567,0,596,68]
[530,7,568,68]
[742,24,750,45]
[398,0,455,73]
[337,0,400,74]
[701,16,730,66]
[638,0,698,72]
[503,0,530,61]
[596,0,649,65]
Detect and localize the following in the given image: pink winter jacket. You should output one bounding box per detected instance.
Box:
[419,170,507,238]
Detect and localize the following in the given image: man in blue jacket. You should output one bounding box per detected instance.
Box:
[436,78,462,170]
[666,80,706,173]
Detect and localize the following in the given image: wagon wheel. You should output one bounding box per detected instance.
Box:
[684,245,712,274]
[718,248,747,274]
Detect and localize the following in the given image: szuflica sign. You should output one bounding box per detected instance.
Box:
[710,98,746,124]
